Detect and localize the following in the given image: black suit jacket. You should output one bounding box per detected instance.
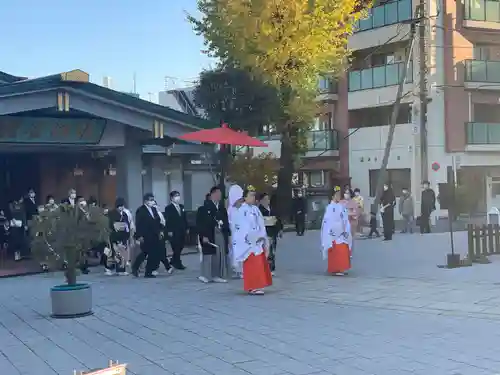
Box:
[24,198,38,221]
[164,203,188,240]
[135,205,163,242]
[196,200,229,255]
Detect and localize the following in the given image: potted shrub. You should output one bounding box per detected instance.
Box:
[30,203,109,318]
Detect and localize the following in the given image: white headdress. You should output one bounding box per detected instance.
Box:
[228,184,243,208]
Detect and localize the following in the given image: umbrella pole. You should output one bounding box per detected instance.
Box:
[219,144,228,203]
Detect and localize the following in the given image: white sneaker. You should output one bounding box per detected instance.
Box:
[152,271,159,276]
[14,252,21,261]
[167,267,174,275]
[271,271,276,276]
[118,272,129,276]
[249,289,265,295]
[334,272,347,276]
[198,276,210,283]
[213,277,227,283]
[105,269,115,276]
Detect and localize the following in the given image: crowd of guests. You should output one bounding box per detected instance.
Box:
[0,180,437,286]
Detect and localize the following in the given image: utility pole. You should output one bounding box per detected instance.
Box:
[418,0,429,183]
[372,22,417,211]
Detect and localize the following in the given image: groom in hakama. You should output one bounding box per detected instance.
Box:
[320,188,352,276]
[232,186,273,295]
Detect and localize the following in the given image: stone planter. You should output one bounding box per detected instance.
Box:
[50,283,93,319]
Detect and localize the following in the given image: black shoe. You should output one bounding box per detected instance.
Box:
[144,273,156,278]
[132,269,139,277]
[173,263,186,270]
[81,268,90,275]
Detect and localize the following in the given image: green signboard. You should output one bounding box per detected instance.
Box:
[0,116,106,144]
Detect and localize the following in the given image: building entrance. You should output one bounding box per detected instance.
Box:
[0,153,41,209]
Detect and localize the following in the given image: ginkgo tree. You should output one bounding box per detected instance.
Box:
[189,0,370,216]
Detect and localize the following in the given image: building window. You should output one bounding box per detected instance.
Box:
[305,171,325,187]
[473,45,491,60]
[257,124,279,137]
[349,104,411,128]
[368,168,411,197]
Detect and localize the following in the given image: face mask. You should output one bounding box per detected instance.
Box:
[146,200,155,207]
[118,206,124,212]
[354,192,360,196]
[344,193,350,199]
[297,194,302,197]
[383,186,388,191]
[103,209,109,215]
[70,193,76,199]
[80,201,87,207]
[172,196,181,203]
[29,193,35,198]
[48,199,55,205]
[423,185,429,189]
[402,191,408,195]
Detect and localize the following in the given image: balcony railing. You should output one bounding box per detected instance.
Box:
[348,61,413,91]
[464,0,500,23]
[466,122,500,144]
[354,0,412,32]
[465,59,500,83]
[306,130,339,151]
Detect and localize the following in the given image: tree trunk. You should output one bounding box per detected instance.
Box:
[276,129,294,222]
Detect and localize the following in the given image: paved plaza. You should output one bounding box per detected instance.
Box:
[2,230,500,375]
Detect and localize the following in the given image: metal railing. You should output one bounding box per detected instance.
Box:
[306,130,339,151]
[464,59,500,83]
[466,122,500,144]
[348,61,413,91]
[354,0,413,32]
[464,0,500,22]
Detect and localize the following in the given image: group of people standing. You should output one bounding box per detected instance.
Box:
[195,184,282,295]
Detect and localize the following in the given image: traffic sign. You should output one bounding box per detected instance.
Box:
[431,162,440,171]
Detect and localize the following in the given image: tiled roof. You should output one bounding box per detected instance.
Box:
[0,70,215,130]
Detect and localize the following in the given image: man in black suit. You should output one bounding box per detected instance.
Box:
[164,190,189,270]
[132,193,163,278]
[24,188,38,221]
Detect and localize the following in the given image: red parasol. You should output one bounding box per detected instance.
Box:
[178,123,268,147]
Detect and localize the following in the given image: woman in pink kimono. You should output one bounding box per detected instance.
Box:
[340,190,359,250]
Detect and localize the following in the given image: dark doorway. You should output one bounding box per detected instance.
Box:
[0,154,41,208]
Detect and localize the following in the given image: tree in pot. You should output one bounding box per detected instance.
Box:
[29,203,109,318]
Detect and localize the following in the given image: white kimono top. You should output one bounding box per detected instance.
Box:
[232,203,269,266]
[320,202,352,260]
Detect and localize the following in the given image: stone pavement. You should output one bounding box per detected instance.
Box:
[2,230,500,374]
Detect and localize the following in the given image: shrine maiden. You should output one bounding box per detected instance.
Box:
[232,187,273,295]
[320,188,352,276]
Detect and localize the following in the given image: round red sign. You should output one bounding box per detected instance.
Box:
[431,162,440,171]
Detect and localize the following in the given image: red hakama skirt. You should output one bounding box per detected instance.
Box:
[243,252,273,291]
[327,241,351,274]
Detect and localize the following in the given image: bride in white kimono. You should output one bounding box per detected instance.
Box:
[228,184,244,277]
[232,187,273,295]
[320,189,352,276]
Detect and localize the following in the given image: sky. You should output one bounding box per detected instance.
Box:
[1,0,216,102]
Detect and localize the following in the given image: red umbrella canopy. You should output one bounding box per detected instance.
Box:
[178,123,268,147]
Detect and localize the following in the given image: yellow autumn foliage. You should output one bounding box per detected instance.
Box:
[189,0,368,93]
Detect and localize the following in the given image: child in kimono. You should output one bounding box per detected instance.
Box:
[320,188,352,276]
[232,186,273,295]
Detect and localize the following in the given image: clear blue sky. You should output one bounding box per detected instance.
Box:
[1,0,215,101]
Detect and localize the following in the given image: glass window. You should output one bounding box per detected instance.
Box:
[309,171,325,187]
[369,168,411,197]
[473,45,490,60]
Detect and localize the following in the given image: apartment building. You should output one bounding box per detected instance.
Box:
[345,0,500,218]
